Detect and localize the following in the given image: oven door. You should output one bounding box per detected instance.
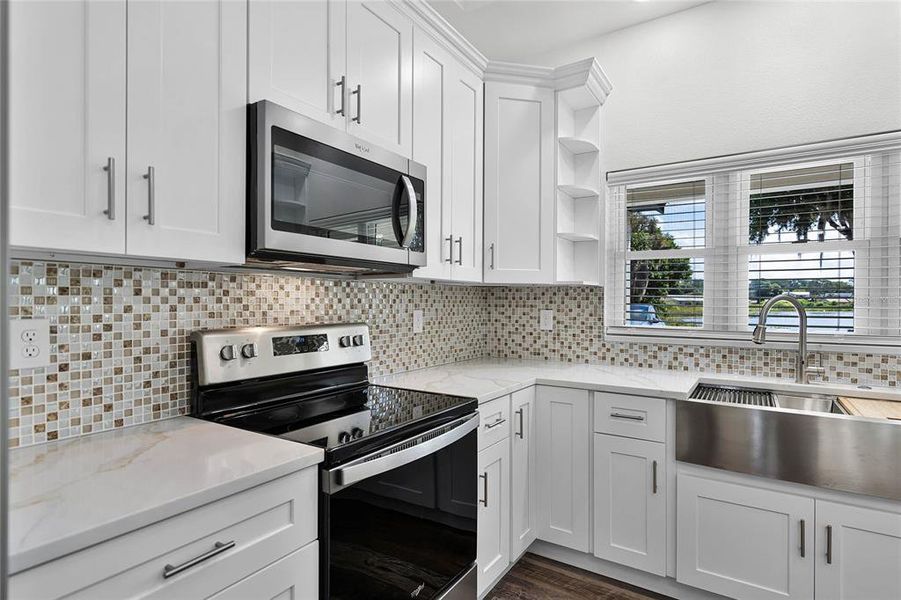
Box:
[250,101,425,269]
[322,413,478,600]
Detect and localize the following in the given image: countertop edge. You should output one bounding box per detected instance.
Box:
[9,449,323,575]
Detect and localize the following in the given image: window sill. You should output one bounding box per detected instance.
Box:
[604,328,901,355]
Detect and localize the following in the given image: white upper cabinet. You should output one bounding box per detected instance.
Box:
[9,0,245,264]
[345,1,412,156]
[483,82,555,284]
[815,500,901,600]
[8,0,127,255]
[126,0,246,263]
[446,66,483,282]
[411,28,483,282]
[248,0,346,128]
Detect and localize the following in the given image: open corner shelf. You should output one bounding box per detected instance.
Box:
[558,136,599,155]
[557,184,599,200]
[556,232,599,242]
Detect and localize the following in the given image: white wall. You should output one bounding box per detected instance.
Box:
[526,1,901,173]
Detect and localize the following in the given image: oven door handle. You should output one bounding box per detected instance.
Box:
[324,412,479,493]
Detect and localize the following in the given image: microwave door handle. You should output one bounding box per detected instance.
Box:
[400,175,417,248]
[326,413,478,492]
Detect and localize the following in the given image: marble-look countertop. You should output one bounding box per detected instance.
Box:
[374,358,901,405]
[8,417,323,574]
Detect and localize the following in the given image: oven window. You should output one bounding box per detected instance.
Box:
[326,430,476,600]
[271,126,410,250]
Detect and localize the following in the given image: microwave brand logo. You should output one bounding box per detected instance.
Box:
[410,582,425,598]
[355,142,370,154]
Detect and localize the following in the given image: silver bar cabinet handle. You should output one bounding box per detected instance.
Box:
[163,540,235,579]
[826,525,833,564]
[484,418,506,430]
[336,75,346,116]
[489,243,495,270]
[610,412,644,421]
[516,408,524,438]
[652,460,658,494]
[455,237,463,265]
[102,157,116,220]
[351,84,361,124]
[800,519,806,558]
[142,166,155,225]
[445,236,453,263]
[479,472,488,507]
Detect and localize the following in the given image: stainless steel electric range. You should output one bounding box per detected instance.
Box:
[191,324,478,600]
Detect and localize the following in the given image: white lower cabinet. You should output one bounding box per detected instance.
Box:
[815,500,901,600]
[477,437,510,597]
[593,434,666,575]
[677,470,816,600]
[510,387,538,559]
[536,386,591,552]
[9,468,319,599]
[208,541,318,600]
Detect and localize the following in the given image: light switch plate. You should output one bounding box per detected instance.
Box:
[413,309,424,334]
[9,319,51,369]
[539,309,554,331]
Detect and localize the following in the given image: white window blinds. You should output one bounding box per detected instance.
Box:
[606,138,901,349]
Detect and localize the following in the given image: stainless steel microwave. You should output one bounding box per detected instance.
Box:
[248,101,426,275]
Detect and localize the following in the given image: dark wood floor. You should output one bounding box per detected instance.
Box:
[486,553,674,600]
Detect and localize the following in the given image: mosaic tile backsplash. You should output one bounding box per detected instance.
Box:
[8,260,900,447]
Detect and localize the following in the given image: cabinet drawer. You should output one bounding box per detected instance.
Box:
[10,468,317,600]
[479,395,511,451]
[594,392,666,442]
[208,540,318,600]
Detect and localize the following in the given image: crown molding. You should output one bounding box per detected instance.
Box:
[394,0,488,76]
[483,61,557,86]
[485,57,614,107]
[607,131,901,185]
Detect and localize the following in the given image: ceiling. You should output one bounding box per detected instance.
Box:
[429,0,710,63]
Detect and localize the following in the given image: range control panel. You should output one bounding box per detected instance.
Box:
[191,323,371,386]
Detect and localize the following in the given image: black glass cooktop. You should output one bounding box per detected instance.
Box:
[194,364,476,468]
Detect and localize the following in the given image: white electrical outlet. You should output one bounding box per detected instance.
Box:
[539,309,554,331]
[413,309,424,334]
[9,319,51,369]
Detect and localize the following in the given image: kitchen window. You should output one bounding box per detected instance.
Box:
[606,139,901,350]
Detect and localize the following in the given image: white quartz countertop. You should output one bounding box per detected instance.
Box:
[8,416,323,574]
[373,358,901,405]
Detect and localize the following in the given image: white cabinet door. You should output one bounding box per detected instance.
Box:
[477,439,510,597]
[208,541,318,600]
[248,0,346,128]
[677,470,815,600]
[483,82,555,284]
[816,500,901,600]
[8,0,126,254]
[411,28,452,280]
[346,1,412,157]
[510,387,537,560]
[126,0,246,263]
[536,386,591,552]
[446,64,483,282]
[593,434,666,575]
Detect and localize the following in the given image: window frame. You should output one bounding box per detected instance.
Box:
[605,137,901,354]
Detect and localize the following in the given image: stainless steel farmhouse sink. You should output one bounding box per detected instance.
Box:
[689,383,847,414]
[678,383,901,501]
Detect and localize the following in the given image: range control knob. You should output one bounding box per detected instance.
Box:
[241,343,259,359]
[338,335,352,348]
[351,427,364,440]
[352,334,364,347]
[338,431,351,444]
[219,344,238,361]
